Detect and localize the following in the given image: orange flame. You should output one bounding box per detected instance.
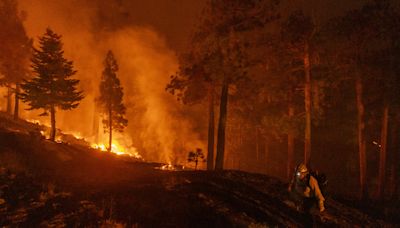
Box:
[91,142,142,159]
[26,119,142,159]
[156,163,185,171]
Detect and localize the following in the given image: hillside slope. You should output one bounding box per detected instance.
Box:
[0,113,397,227]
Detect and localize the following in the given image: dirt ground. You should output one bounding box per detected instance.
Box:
[0,114,398,227]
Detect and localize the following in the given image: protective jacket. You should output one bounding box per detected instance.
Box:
[289,174,325,212]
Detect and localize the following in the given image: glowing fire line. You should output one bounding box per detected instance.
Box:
[26,119,142,159]
[91,142,142,159]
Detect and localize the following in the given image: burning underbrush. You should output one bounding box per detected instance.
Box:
[24,118,142,160]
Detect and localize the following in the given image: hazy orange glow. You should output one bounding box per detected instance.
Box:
[15,0,205,166]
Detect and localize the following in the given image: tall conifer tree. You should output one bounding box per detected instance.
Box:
[21,28,83,141]
[98,50,128,152]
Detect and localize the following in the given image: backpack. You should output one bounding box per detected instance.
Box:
[307,170,328,197]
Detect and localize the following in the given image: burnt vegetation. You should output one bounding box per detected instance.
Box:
[0,0,400,226]
[0,114,397,226]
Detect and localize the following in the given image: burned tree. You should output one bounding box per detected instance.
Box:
[20,28,83,141]
[98,50,127,152]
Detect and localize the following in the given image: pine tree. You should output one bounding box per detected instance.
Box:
[282,10,317,167]
[167,0,280,171]
[20,28,83,141]
[98,50,128,152]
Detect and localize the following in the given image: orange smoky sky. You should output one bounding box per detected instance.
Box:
[16,0,207,165]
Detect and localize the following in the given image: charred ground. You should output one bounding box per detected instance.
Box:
[0,113,398,227]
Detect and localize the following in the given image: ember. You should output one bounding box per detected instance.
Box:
[156,164,185,171]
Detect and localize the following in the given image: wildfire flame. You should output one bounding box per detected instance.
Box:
[26,119,142,159]
[55,136,63,143]
[156,163,185,171]
[27,119,45,125]
[65,131,84,140]
[91,142,142,159]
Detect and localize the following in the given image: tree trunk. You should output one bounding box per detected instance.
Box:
[207,83,215,170]
[264,137,270,163]
[215,76,229,171]
[304,42,312,166]
[265,137,269,173]
[92,102,100,144]
[389,165,398,200]
[388,115,398,200]
[256,126,259,161]
[378,105,389,200]
[6,86,12,114]
[13,83,20,120]
[355,69,367,199]
[50,105,56,141]
[287,88,295,181]
[108,105,112,152]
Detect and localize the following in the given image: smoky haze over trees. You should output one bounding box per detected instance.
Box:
[324,0,400,200]
[0,0,31,120]
[97,50,128,152]
[168,0,400,201]
[20,28,83,141]
[88,0,206,52]
[13,0,207,166]
[167,0,281,170]
[0,0,398,202]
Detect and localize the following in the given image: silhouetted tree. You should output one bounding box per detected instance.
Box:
[166,50,214,170]
[20,28,83,141]
[187,148,205,170]
[170,0,279,171]
[253,32,305,180]
[98,50,127,152]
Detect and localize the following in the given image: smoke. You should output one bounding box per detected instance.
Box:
[17,0,205,164]
[101,28,205,163]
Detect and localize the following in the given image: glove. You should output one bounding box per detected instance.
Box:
[319,200,325,212]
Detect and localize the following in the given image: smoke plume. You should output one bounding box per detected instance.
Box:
[17,0,206,165]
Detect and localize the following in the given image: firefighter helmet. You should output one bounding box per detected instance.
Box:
[296,163,308,173]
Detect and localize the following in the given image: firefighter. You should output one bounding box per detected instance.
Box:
[288,163,325,213]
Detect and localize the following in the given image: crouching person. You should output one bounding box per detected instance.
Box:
[288,163,325,214]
